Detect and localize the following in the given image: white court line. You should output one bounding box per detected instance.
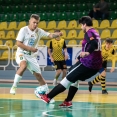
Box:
[42,110,63,117]
[0,109,44,115]
[68,107,117,110]
[42,107,117,116]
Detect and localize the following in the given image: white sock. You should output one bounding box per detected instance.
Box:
[12,74,22,87]
[40,84,49,93]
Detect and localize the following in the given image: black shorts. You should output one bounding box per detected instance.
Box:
[66,61,99,83]
[98,61,107,73]
[102,61,107,68]
[54,60,67,70]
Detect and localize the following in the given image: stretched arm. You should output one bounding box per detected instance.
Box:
[48,32,63,39]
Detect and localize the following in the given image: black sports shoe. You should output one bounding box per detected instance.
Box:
[88,81,93,92]
[102,90,108,94]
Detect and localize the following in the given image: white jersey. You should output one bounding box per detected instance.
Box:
[16,26,50,55]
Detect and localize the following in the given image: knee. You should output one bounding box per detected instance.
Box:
[71,81,79,88]
[57,70,62,75]
[60,77,72,89]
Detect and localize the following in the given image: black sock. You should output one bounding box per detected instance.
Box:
[47,84,66,99]
[65,86,78,102]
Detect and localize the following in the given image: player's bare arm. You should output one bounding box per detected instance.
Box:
[17,41,37,52]
[48,48,54,62]
[64,48,68,60]
[48,32,63,39]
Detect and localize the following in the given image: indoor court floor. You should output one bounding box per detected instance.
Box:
[0,83,117,117]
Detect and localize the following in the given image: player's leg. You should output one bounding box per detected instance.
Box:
[39,61,98,104]
[38,61,82,103]
[88,61,107,93]
[10,54,27,95]
[100,70,108,94]
[27,56,55,103]
[59,81,79,107]
[53,61,62,86]
[61,60,67,79]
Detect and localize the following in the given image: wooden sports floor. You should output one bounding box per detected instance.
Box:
[0,83,117,117]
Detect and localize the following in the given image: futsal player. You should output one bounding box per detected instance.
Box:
[88,38,115,94]
[48,29,68,86]
[36,16,102,107]
[10,14,63,96]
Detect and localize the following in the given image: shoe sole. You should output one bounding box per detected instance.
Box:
[34,90,41,98]
[102,92,108,94]
[10,92,15,95]
[59,105,72,108]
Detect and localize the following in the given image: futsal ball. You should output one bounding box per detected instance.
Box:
[35,86,47,95]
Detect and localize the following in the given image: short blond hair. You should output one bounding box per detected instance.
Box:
[30,14,40,20]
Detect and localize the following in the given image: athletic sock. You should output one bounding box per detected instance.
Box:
[91,75,101,85]
[101,76,106,90]
[65,86,78,102]
[13,74,22,87]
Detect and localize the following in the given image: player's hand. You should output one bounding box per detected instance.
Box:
[30,47,38,52]
[65,55,68,61]
[110,68,115,73]
[59,32,63,36]
[80,52,89,58]
[50,57,54,62]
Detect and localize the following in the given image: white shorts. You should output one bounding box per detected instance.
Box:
[16,53,41,74]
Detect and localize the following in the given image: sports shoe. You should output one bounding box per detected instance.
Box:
[34,89,55,104]
[34,89,41,98]
[88,81,93,92]
[10,86,17,95]
[40,94,50,103]
[53,79,57,86]
[59,100,72,108]
[102,90,108,94]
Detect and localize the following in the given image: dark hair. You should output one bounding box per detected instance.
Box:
[105,38,113,43]
[79,16,93,26]
[30,14,40,20]
[54,29,60,32]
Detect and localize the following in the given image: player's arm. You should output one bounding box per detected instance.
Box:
[48,32,63,39]
[17,41,37,52]
[110,48,115,72]
[80,39,98,58]
[48,41,54,62]
[80,32,99,57]
[63,40,68,61]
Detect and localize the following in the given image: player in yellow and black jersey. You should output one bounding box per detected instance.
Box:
[88,38,115,94]
[48,29,68,86]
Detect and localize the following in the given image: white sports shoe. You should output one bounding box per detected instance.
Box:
[53,79,57,86]
[34,90,55,104]
[10,86,17,95]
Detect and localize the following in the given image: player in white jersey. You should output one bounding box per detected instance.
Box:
[10,14,62,96]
